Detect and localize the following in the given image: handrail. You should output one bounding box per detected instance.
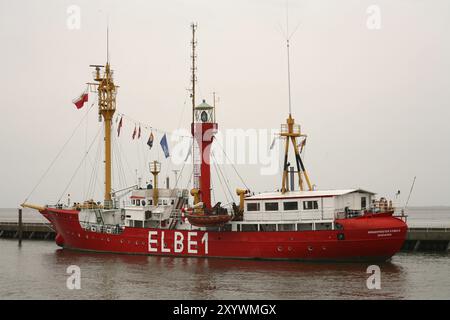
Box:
[408,227,449,232]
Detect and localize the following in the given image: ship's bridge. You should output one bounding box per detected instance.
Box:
[128,188,189,207]
[123,188,190,229]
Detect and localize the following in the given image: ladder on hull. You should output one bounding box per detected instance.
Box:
[168,197,186,229]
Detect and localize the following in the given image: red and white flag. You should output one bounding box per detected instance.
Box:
[117,117,123,137]
[72,91,88,109]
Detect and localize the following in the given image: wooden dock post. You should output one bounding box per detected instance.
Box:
[18,208,23,246]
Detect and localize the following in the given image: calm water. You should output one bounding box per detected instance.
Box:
[0,239,449,300]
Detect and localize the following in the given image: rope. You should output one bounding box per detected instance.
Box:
[116,112,191,139]
[83,102,90,201]
[57,126,102,203]
[115,128,134,185]
[22,102,95,204]
[211,151,234,203]
[212,157,231,206]
[85,129,103,199]
[83,117,103,199]
[213,139,250,190]
[112,137,125,191]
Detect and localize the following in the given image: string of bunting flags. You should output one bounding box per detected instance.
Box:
[71,86,187,159]
[114,112,191,159]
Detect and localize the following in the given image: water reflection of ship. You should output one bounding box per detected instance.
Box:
[55,248,403,272]
[52,248,407,299]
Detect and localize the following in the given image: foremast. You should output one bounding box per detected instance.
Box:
[90,62,117,208]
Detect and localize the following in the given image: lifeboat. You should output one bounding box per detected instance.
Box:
[184,202,232,227]
[185,213,232,227]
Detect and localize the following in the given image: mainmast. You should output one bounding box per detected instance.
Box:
[189,24,217,210]
[191,23,197,124]
[190,23,201,193]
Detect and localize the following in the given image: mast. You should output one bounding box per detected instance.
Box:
[89,30,117,208]
[190,23,201,193]
[191,23,197,124]
[279,9,312,193]
[189,24,217,210]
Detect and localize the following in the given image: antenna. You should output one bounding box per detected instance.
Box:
[286,39,292,116]
[191,22,198,123]
[283,0,301,116]
[106,14,110,64]
[107,25,109,63]
[286,0,292,115]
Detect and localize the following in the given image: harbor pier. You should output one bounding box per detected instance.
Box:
[0,222,55,240]
[402,227,450,251]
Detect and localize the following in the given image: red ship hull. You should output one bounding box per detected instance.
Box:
[40,208,407,262]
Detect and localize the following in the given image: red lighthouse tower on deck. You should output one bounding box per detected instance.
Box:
[186,23,231,227]
[188,23,218,210]
[191,100,217,209]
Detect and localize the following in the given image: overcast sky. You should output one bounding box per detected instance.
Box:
[1,0,449,208]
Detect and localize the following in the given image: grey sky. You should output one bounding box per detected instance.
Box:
[1,0,449,208]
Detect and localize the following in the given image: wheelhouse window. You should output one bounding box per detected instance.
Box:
[131,199,136,205]
[279,223,295,231]
[283,201,298,211]
[247,202,260,212]
[136,199,141,206]
[260,224,277,232]
[303,200,318,210]
[241,224,258,232]
[265,202,279,211]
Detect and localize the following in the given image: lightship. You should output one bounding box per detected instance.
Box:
[22,24,407,262]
